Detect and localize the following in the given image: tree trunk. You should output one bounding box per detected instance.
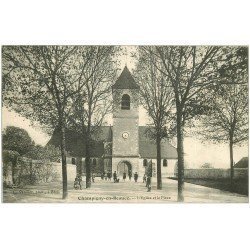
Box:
[156,134,162,190]
[229,139,234,189]
[60,124,68,199]
[85,147,91,188]
[85,122,92,188]
[29,160,33,184]
[12,157,17,185]
[177,112,185,202]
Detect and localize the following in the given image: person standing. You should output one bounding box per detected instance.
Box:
[123,172,127,182]
[134,172,138,182]
[107,171,111,181]
[143,174,146,183]
[146,176,151,192]
[128,170,132,181]
[78,176,83,190]
[113,171,117,183]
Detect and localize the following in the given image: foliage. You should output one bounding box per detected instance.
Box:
[134,47,176,190]
[24,144,61,162]
[2,126,35,155]
[2,149,20,164]
[13,158,59,186]
[199,83,248,144]
[2,46,89,132]
[198,47,248,145]
[134,47,176,140]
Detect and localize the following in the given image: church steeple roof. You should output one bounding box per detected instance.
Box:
[112,66,139,89]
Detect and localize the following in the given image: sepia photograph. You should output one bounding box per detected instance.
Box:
[2,45,248,203]
[1,1,250,250]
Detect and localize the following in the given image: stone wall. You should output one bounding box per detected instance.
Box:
[234,168,248,179]
[175,168,248,179]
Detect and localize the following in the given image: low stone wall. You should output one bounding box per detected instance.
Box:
[174,168,248,179]
[234,168,248,179]
[184,169,230,179]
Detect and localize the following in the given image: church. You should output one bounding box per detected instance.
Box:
[48,66,178,178]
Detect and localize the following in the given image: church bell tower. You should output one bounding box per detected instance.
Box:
[112,66,140,175]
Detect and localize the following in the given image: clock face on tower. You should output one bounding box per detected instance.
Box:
[122,132,129,139]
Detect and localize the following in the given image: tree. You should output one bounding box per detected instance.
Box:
[145,46,222,201]
[134,47,175,190]
[198,47,248,187]
[2,46,100,198]
[3,126,34,155]
[67,46,119,188]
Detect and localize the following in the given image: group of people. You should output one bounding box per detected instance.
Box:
[120,171,138,182]
[74,171,152,192]
[100,170,139,183]
[100,171,113,181]
[110,171,152,191]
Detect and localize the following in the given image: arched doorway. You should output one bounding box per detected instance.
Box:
[117,161,132,177]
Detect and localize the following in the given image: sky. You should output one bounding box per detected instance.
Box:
[2,46,248,169]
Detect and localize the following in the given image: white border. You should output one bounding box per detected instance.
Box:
[1,1,249,250]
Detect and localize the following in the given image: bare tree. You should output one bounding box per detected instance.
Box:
[134,47,175,189]
[67,46,119,188]
[143,46,222,201]
[198,47,248,187]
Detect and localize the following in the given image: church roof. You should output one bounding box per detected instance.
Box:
[234,157,248,169]
[139,127,178,159]
[112,66,140,90]
[48,126,177,159]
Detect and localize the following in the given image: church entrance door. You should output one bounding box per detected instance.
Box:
[117,161,132,177]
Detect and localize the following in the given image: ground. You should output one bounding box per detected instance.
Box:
[3,177,248,203]
[171,178,248,196]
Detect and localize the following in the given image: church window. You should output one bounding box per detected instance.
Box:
[92,158,97,166]
[143,159,148,167]
[72,158,76,165]
[163,159,168,167]
[121,94,130,110]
